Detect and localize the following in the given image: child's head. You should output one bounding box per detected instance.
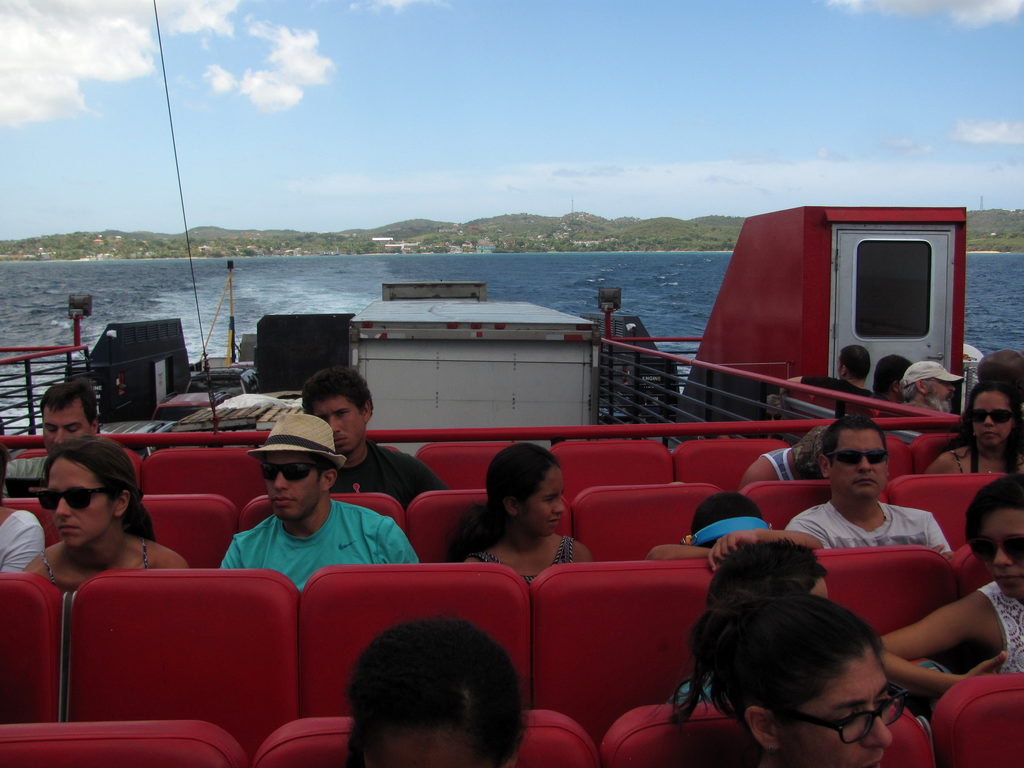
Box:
[708,539,827,605]
[688,492,766,546]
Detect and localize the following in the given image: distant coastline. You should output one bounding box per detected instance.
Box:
[2,208,1022,261]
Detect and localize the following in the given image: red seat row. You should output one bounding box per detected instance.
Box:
[0,546,977,751]
[0,710,598,768]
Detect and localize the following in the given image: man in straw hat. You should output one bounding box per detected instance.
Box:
[221,414,418,588]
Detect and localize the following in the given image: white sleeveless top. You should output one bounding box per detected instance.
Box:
[980,581,1024,673]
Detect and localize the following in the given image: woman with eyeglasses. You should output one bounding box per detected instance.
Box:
[883,475,1024,697]
[447,443,592,582]
[677,592,905,768]
[926,381,1023,475]
[24,436,186,591]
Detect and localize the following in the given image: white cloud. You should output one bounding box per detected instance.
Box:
[208,22,334,112]
[951,120,1024,145]
[286,156,1023,222]
[826,0,1024,26]
[883,137,933,155]
[0,0,239,127]
[349,0,448,11]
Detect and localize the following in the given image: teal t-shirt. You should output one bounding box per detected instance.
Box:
[221,499,418,589]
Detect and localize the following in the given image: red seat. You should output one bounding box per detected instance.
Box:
[571,483,721,561]
[300,564,531,716]
[740,480,832,530]
[600,703,932,768]
[910,433,956,473]
[414,441,514,489]
[0,720,248,768]
[672,438,788,491]
[0,573,62,723]
[885,435,913,480]
[885,473,1001,550]
[818,546,957,635]
[932,675,1024,768]
[951,544,991,596]
[239,493,406,532]
[530,560,711,741]
[141,447,266,514]
[144,494,238,568]
[253,710,598,768]
[551,440,673,503]
[68,569,299,757]
[404,489,487,562]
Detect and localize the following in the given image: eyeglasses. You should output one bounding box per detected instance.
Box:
[970,409,1014,424]
[826,449,889,465]
[37,487,112,510]
[260,462,317,482]
[968,535,1024,563]
[781,683,907,744]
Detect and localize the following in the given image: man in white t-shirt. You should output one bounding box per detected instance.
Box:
[786,415,950,553]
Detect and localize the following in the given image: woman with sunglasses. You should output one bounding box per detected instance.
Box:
[882,475,1024,697]
[448,443,592,582]
[926,381,1023,475]
[678,592,904,768]
[24,436,186,591]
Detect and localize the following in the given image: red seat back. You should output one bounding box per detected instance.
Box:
[885,473,1000,550]
[672,438,788,491]
[551,440,673,503]
[951,544,992,596]
[414,441,515,489]
[571,483,721,561]
[530,560,711,741]
[239,493,406,532]
[253,710,598,768]
[0,573,62,723]
[299,564,531,716]
[932,675,1024,768]
[68,569,299,757]
[740,480,833,530]
[0,720,248,768]
[910,433,956,473]
[600,703,932,768]
[141,447,266,514]
[818,546,957,635]
[885,435,913,480]
[144,494,238,568]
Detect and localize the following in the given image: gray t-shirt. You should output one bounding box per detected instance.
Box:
[785,501,950,552]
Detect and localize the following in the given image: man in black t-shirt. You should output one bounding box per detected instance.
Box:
[789,345,873,399]
[302,366,447,508]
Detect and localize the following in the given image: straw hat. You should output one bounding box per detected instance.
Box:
[248,413,346,469]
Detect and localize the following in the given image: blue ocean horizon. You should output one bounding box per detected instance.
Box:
[1,251,1019,360]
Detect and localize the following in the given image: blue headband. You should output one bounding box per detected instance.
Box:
[691,516,769,547]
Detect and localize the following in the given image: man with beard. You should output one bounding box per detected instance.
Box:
[901,361,962,413]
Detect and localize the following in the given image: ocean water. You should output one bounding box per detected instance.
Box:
[0,251,1019,360]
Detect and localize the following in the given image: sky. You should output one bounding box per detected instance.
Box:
[1,0,1022,239]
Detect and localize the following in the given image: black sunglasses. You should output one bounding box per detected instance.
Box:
[968,536,1024,563]
[781,683,907,744]
[37,487,112,511]
[260,462,317,482]
[826,449,888,465]
[970,409,1014,424]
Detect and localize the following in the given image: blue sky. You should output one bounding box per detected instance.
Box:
[1,0,1021,239]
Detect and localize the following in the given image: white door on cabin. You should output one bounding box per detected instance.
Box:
[830,226,956,381]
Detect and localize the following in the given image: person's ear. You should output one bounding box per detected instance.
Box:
[503,496,520,517]
[818,452,831,478]
[112,489,130,518]
[744,705,782,754]
[320,468,337,490]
